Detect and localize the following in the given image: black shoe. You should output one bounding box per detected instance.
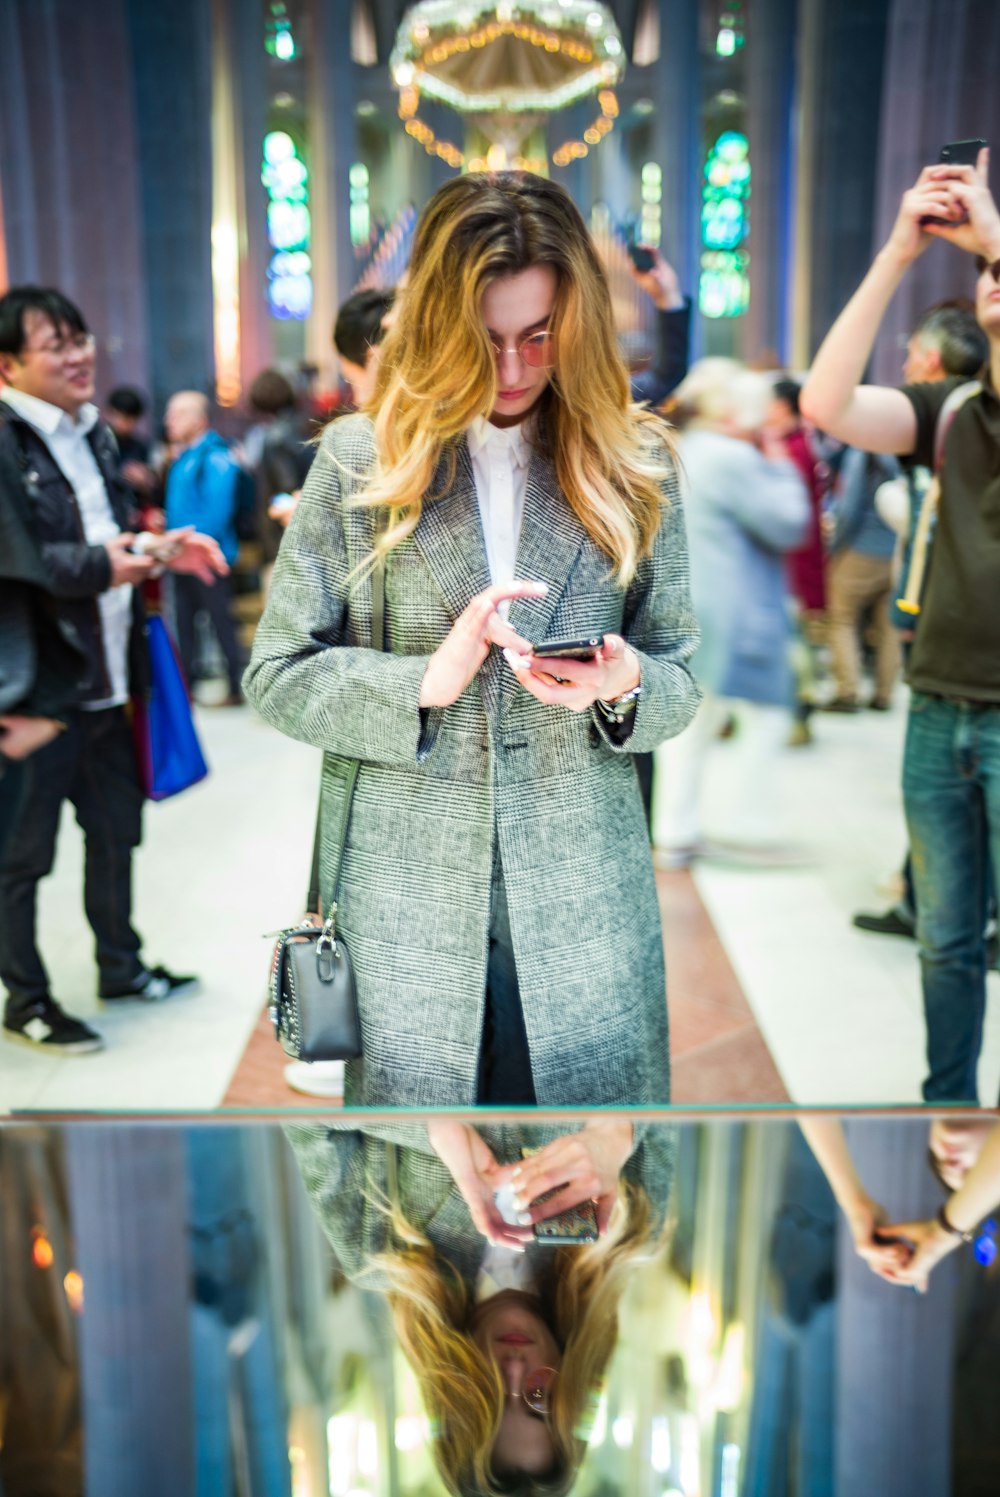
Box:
[988,932,999,969]
[823,697,860,713]
[869,697,891,711]
[852,908,915,938]
[100,965,200,1003]
[3,997,104,1054]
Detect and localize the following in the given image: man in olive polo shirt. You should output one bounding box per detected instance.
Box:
[801,149,1000,1103]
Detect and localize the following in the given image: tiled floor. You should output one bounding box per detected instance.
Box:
[2,691,998,1113]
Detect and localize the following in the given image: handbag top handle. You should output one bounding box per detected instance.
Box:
[305,559,385,916]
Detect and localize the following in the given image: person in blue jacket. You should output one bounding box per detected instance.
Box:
[164,391,245,705]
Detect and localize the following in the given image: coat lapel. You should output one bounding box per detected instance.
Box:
[411,437,493,620]
[501,449,589,721]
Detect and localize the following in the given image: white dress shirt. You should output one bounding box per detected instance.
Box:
[1,387,131,708]
[466,415,532,617]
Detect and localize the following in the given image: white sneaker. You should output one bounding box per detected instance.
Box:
[283,1060,345,1098]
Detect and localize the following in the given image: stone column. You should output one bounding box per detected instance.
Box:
[744,0,799,364]
[0,0,150,396]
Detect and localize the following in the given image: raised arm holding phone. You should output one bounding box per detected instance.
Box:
[802,145,1000,1104]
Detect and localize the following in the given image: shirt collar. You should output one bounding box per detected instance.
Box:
[0,386,99,438]
[467,414,532,470]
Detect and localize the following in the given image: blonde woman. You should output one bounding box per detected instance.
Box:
[246,172,700,1105]
[287,1119,675,1497]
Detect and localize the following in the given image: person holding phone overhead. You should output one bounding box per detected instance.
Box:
[245,171,701,1107]
[801,143,1000,1104]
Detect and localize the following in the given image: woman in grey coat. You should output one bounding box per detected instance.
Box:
[245,172,700,1107]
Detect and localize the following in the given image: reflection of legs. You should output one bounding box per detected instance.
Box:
[743,1310,793,1497]
[476,861,536,1105]
[904,699,989,1103]
[980,709,1000,1084]
[72,711,145,993]
[796,1300,835,1497]
[651,691,727,851]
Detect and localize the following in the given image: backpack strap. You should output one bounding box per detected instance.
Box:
[897,380,981,617]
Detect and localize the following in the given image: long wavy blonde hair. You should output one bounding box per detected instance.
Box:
[361,1180,664,1497]
[356,171,675,587]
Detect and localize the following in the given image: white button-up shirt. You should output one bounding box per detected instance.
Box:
[1,387,131,708]
[466,415,532,618]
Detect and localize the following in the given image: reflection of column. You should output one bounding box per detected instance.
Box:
[744,0,797,364]
[0,0,150,394]
[651,0,701,354]
[307,0,358,372]
[835,1119,956,1495]
[66,1126,194,1495]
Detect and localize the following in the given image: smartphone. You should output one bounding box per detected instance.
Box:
[921,138,987,226]
[520,1148,599,1244]
[532,634,605,662]
[627,241,656,274]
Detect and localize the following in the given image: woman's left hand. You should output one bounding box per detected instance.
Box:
[875,1216,960,1293]
[502,633,640,713]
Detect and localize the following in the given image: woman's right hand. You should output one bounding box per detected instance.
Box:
[507,1120,634,1237]
[418,581,547,708]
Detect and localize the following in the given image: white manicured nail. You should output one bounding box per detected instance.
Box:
[503,648,529,670]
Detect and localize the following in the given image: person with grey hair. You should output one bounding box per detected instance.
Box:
[164,390,246,705]
[651,359,810,863]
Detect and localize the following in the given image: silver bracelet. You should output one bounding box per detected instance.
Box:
[596,682,642,725]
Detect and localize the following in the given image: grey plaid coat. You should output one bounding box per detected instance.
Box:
[245,414,700,1106]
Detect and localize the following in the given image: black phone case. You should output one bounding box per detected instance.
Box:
[532,634,604,660]
[922,139,987,226]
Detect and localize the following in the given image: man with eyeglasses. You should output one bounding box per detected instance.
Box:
[0,285,227,1054]
[801,150,1000,1104]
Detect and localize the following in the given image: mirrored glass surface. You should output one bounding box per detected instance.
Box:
[2,1114,998,1495]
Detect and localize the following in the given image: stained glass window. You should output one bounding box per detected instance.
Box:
[263,130,312,319]
[699,131,750,319]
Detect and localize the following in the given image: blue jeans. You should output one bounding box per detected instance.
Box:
[903,691,1000,1103]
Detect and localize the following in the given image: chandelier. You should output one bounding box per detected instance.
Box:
[390,2,625,172]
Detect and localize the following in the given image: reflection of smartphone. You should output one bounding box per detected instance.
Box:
[521,1148,599,1244]
[627,241,655,274]
[532,634,605,662]
[921,138,987,226]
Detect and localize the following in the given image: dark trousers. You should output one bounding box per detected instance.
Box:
[172,573,243,695]
[476,855,537,1104]
[0,708,144,1013]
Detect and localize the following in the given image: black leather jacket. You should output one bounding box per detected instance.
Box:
[0,405,150,705]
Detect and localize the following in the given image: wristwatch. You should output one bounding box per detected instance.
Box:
[937,1202,975,1243]
[596,682,642,725]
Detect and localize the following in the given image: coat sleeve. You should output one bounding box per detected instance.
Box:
[39,538,113,598]
[243,428,444,767]
[592,452,702,754]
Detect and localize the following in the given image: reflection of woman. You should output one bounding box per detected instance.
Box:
[246,172,700,1106]
[803,1116,1000,1292]
[287,1120,675,1495]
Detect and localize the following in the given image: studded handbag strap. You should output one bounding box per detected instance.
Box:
[306,559,385,916]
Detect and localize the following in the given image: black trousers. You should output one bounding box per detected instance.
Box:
[0,707,144,1013]
[476,854,537,1104]
[172,573,243,695]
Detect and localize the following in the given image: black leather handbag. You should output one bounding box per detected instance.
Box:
[267,563,384,1062]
